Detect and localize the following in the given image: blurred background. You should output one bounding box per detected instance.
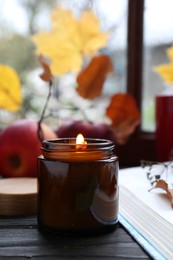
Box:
[1,0,173,165]
[0,0,127,127]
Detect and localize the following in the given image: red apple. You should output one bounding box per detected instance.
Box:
[56,120,116,142]
[0,119,57,178]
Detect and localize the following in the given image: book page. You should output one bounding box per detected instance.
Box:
[119,167,173,225]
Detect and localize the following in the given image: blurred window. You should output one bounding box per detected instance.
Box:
[142,0,173,131]
[0,0,128,125]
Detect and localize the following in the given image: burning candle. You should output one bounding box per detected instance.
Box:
[37,135,119,235]
[76,133,87,149]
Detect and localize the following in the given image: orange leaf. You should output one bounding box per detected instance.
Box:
[106,93,140,125]
[39,55,53,82]
[149,180,173,208]
[76,55,113,99]
[111,117,140,144]
[106,93,140,144]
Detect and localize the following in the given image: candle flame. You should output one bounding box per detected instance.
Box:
[76,134,87,149]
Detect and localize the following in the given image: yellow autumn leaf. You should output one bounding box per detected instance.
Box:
[153,45,173,84]
[51,7,81,48]
[0,65,22,111]
[153,63,173,84]
[78,10,108,55]
[167,46,173,62]
[32,7,108,76]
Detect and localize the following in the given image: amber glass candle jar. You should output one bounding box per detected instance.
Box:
[37,138,119,235]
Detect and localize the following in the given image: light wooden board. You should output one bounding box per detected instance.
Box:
[0,178,37,216]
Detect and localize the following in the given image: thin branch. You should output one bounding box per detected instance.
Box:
[37,80,53,143]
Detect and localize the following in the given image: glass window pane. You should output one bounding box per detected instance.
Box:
[142,0,173,131]
[0,0,128,126]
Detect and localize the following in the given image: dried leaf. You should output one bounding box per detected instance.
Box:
[106,93,140,125]
[39,55,53,82]
[150,180,173,208]
[153,46,173,84]
[153,63,173,84]
[112,117,140,144]
[0,64,22,111]
[106,93,140,144]
[32,7,108,76]
[77,10,108,55]
[167,46,173,62]
[76,55,113,99]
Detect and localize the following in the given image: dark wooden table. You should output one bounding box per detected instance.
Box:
[0,215,152,259]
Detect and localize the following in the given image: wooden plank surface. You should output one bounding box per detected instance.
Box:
[0,215,152,259]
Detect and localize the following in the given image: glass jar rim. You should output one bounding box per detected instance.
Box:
[42,138,114,152]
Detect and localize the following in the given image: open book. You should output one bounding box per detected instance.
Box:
[119,167,173,260]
